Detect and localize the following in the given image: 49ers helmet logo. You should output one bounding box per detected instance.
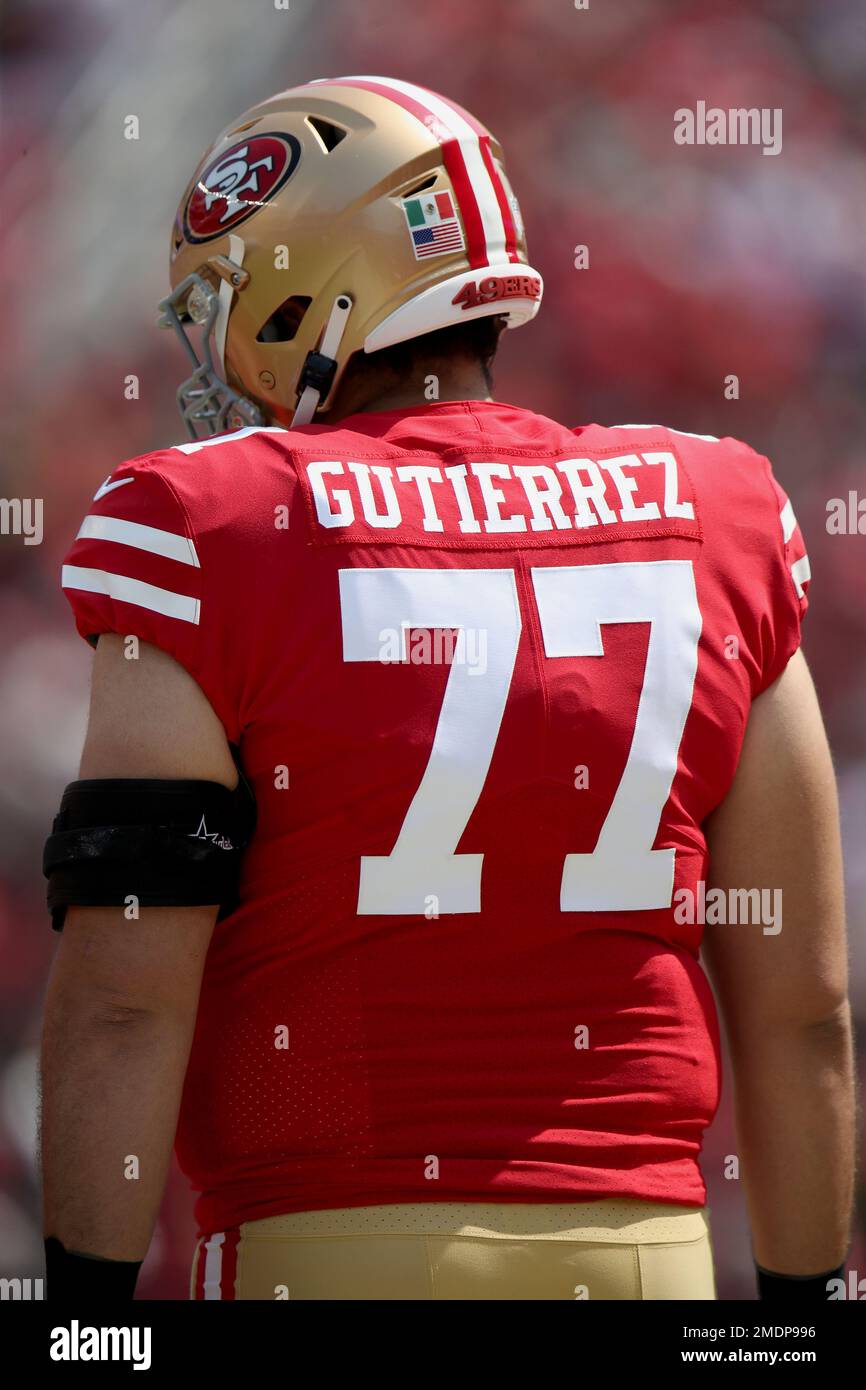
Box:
[183,132,301,244]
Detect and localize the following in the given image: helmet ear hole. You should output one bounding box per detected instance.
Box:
[256,295,313,343]
[305,116,348,153]
[401,174,439,198]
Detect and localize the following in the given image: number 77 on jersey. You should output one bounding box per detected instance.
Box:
[338,558,701,917]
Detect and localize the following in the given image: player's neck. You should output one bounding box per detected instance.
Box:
[331,361,494,419]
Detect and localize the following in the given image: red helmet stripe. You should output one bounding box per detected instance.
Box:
[413,83,488,136]
[479,135,520,264]
[440,138,488,269]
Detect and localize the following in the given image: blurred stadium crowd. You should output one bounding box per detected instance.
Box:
[1,0,864,1298]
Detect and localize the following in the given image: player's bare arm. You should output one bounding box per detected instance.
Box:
[702,648,854,1281]
[40,637,235,1270]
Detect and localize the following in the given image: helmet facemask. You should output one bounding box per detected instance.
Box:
[158,270,266,439]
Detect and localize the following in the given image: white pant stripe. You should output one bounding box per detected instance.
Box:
[202,1231,226,1301]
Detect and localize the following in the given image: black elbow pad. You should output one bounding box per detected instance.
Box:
[43,746,256,930]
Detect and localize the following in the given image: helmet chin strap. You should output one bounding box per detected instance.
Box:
[291,294,354,427]
[214,235,246,378]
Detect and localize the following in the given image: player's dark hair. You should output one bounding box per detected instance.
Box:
[341,314,506,398]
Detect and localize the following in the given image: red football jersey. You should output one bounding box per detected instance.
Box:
[61,401,810,1235]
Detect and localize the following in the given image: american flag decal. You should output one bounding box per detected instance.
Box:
[403,190,465,260]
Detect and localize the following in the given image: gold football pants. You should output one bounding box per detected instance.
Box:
[191,1199,716,1300]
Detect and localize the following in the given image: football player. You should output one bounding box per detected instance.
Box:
[41,76,853,1301]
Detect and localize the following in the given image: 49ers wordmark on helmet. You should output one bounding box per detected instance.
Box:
[183,133,302,244]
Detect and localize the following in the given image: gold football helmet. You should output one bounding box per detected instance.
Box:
[158,75,543,437]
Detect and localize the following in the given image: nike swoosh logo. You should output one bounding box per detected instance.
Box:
[93,475,134,502]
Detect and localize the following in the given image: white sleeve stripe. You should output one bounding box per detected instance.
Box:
[612,423,721,441]
[172,425,287,455]
[780,499,797,544]
[75,515,200,567]
[790,554,811,599]
[61,565,200,625]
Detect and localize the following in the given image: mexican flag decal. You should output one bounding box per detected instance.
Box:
[403,190,466,260]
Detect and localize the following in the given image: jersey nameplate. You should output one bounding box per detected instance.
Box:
[296,444,701,549]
